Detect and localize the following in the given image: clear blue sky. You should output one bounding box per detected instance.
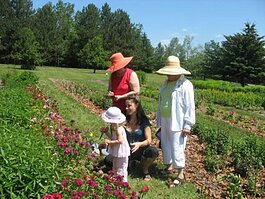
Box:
[33,0,265,47]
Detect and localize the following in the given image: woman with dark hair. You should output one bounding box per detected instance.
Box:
[124,95,158,181]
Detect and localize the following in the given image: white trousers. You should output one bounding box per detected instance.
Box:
[113,156,129,182]
[161,118,187,168]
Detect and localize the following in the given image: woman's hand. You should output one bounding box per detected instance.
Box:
[182,128,190,137]
[114,95,122,101]
[130,142,141,153]
[107,91,114,97]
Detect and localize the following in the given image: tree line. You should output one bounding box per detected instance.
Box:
[0,0,264,85]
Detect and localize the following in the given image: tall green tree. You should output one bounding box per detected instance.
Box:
[0,0,34,63]
[78,36,109,73]
[165,37,185,61]
[203,40,222,78]
[138,32,154,72]
[33,1,75,66]
[100,3,113,52]
[220,23,265,86]
[53,0,75,66]
[11,27,41,69]
[32,2,56,65]
[106,9,136,55]
[182,36,194,60]
[74,3,101,67]
[153,42,166,70]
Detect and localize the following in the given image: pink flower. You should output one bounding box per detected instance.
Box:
[71,191,86,198]
[131,191,138,199]
[116,174,124,181]
[57,142,67,147]
[113,189,122,196]
[100,127,109,134]
[42,193,62,199]
[122,182,130,189]
[74,179,83,186]
[61,179,69,186]
[140,185,149,193]
[52,193,62,199]
[64,147,74,154]
[92,193,99,199]
[87,179,98,188]
[105,185,112,192]
[42,194,53,199]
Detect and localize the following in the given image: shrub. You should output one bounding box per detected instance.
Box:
[21,64,36,70]
[136,70,147,86]
[3,71,39,88]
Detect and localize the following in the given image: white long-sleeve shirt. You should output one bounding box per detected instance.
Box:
[157,75,195,131]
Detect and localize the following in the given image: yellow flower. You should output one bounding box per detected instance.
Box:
[89,132,94,137]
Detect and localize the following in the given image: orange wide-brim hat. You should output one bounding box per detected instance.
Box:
[107,52,133,72]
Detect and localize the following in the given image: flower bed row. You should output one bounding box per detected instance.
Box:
[51,78,265,198]
[1,72,149,199]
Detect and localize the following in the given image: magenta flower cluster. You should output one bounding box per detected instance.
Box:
[32,89,150,199]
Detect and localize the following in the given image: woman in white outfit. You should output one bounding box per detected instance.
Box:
[156,56,195,187]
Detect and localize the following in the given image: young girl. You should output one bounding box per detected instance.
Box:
[101,107,130,182]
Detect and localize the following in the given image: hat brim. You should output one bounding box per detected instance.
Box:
[107,57,133,72]
[156,67,191,75]
[101,113,126,124]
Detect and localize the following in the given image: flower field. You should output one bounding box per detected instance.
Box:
[0,65,264,198]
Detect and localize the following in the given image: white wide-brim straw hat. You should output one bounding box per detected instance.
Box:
[101,107,126,124]
[156,56,191,75]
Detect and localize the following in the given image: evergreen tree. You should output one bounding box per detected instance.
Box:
[75,3,101,67]
[32,2,56,65]
[220,23,265,86]
[153,42,166,71]
[139,33,154,72]
[100,3,113,52]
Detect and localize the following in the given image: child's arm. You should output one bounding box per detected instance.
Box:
[105,126,124,145]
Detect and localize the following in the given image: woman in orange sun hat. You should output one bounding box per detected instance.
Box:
[107,52,140,114]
